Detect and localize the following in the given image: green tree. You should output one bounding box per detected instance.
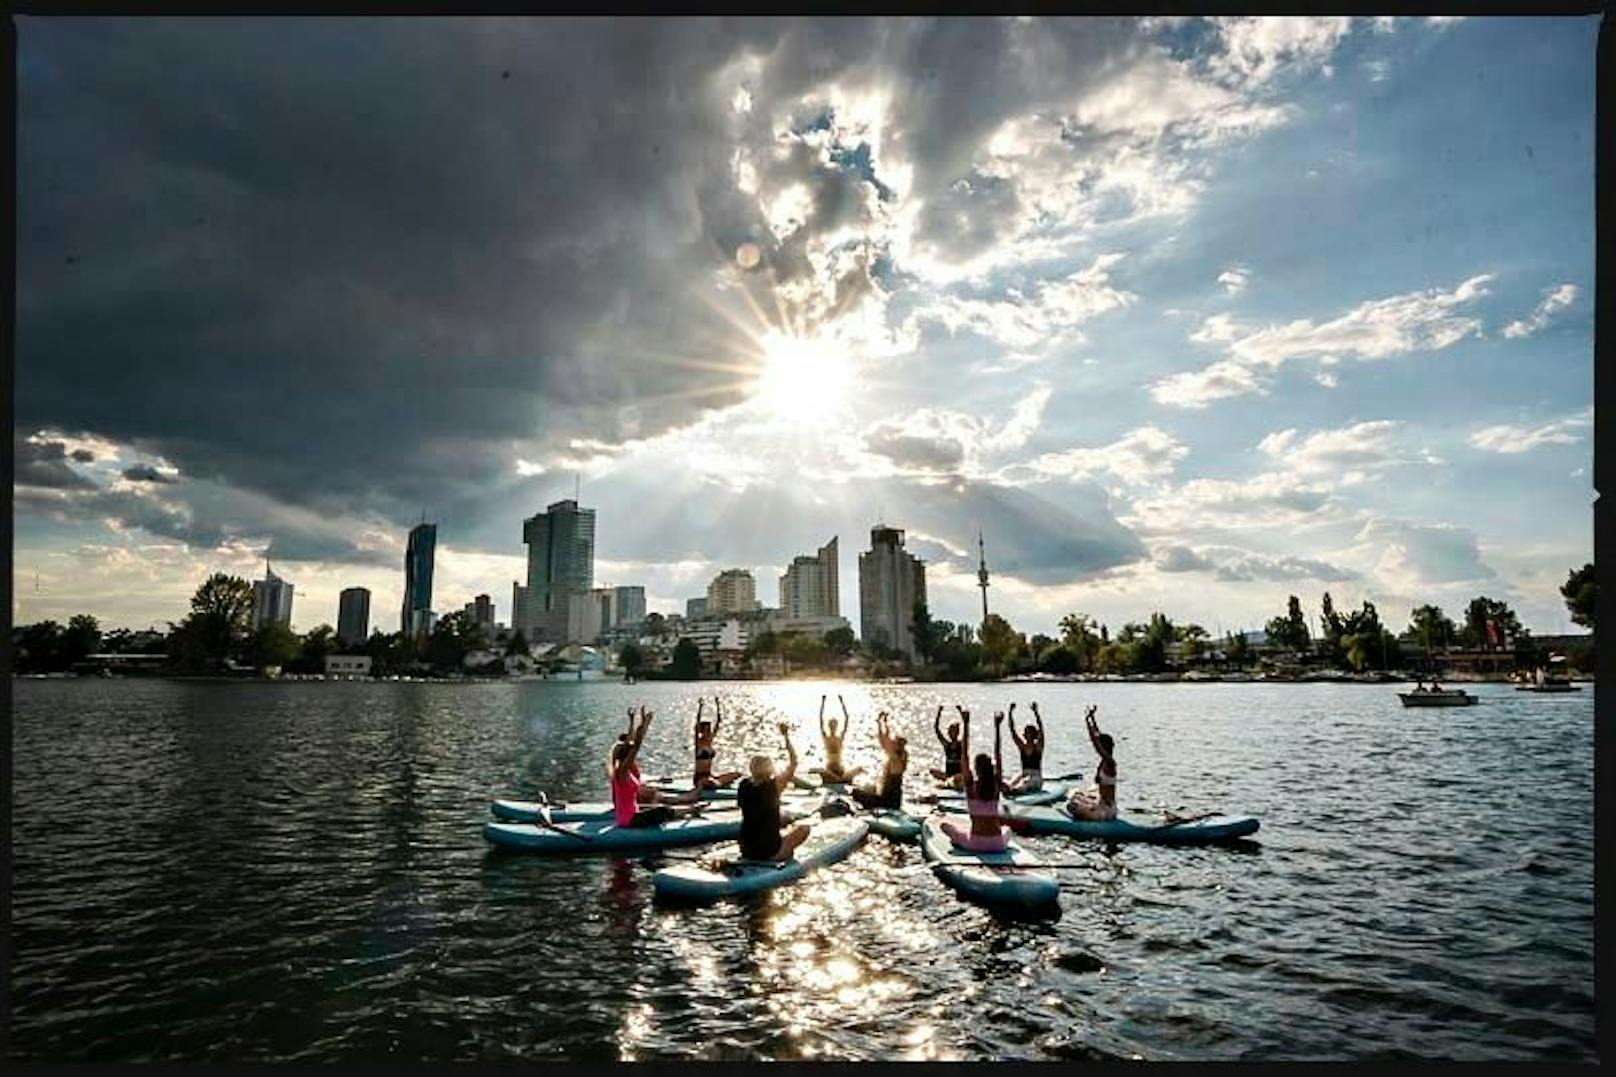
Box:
[427,611,483,672]
[16,621,65,672]
[1405,604,1458,650]
[1265,595,1311,652]
[247,622,299,671]
[669,638,702,680]
[747,629,779,658]
[643,612,667,637]
[1227,632,1251,667]
[1561,563,1595,629]
[618,641,646,678]
[1058,613,1100,672]
[62,614,101,666]
[185,573,255,670]
[294,624,340,674]
[1461,596,1525,650]
[823,625,856,657]
[978,613,1021,674]
[783,633,829,667]
[910,601,935,665]
[505,629,530,657]
[1038,645,1079,675]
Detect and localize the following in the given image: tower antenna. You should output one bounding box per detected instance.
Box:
[977,529,990,624]
[575,472,581,502]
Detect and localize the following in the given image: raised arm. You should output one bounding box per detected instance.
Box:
[776,722,799,791]
[993,712,1007,795]
[957,708,973,783]
[876,712,891,751]
[818,695,828,738]
[1031,701,1045,741]
[711,696,723,739]
[838,695,852,739]
[629,706,653,756]
[934,706,945,744]
[1084,704,1103,754]
[692,697,704,748]
[1007,702,1027,750]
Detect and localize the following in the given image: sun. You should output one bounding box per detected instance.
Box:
[751,330,854,424]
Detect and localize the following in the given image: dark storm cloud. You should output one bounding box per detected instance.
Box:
[15,436,96,489]
[17,16,1148,562]
[121,464,175,483]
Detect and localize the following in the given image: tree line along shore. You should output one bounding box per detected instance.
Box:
[12,565,1596,683]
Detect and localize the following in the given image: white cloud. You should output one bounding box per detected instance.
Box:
[918,253,1135,352]
[1501,283,1578,339]
[1152,274,1492,407]
[1258,420,1429,478]
[1206,17,1355,89]
[1149,359,1266,408]
[1124,471,1337,534]
[1217,266,1249,294]
[1468,408,1592,454]
[1356,517,1495,589]
[996,424,1188,487]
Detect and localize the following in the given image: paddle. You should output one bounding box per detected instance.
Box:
[526,792,594,843]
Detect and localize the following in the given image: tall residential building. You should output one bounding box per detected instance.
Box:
[337,587,371,646]
[614,585,647,626]
[401,522,437,637]
[857,525,928,661]
[706,569,756,616]
[519,499,596,642]
[686,596,708,619]
[473,593,494,629]
[779,536,839,619]
[251,564,295,631]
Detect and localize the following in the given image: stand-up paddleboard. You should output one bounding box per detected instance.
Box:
[483,813,744,854]
[918,816,1059,911]
[865,808,922,843]
[652,817,869,902]
[933,780,1069,809]
[488,794,821,831]
[1003,803,1260,844]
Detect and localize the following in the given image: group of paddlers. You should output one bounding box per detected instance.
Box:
[606,696,1120,862]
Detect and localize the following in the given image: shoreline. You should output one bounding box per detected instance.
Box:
[14,671,1592,685]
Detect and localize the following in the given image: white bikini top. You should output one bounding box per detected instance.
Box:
[1096,762,1117,787]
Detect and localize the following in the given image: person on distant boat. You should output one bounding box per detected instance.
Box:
[692,697,742,790]
[939,707,1010,852]
[851,710,908,811]
[1006,701,1046,793]
[810,695,864,785]
[1065,705,1117,822]
[610,707,704,829]
[738,722,811,862]
[929,706,966,788]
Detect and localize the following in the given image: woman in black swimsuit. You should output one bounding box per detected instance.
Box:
[1006,702,1046,793]
[929,705,965,788]
[692,697,741,790]
[851,710,908,811]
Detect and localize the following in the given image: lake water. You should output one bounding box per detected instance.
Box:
[8,678,1596,1061]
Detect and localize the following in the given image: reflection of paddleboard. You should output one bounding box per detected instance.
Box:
[653,817,869,902]
[865,809,922,844]
[919,816,1059,912]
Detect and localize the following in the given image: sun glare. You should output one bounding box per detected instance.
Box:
[752,331,854,424]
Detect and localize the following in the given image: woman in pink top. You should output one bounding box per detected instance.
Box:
[610,706,703,828]
[939,706,1010,853]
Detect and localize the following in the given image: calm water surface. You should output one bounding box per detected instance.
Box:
[9,678,1596,1061]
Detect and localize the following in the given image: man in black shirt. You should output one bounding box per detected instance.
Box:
[737,722,811,862]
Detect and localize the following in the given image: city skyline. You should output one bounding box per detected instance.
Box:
[13,17,1595,638]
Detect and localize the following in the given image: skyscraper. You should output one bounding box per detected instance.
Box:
[251,563,295,631]
[686,596,708,619]
[337,587,371,646]
[858,525,927,661]
[519,499,596,642]
[706,569,756,616]
[402,522,437,637]
[613,585,647,626]
[779,536,839,619]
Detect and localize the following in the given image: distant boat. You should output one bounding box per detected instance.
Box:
[1517,681,1581,693]
[1398,688,1478,707]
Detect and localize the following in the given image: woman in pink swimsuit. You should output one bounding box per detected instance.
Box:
[610,706,703,828]
[939,706,1010,853]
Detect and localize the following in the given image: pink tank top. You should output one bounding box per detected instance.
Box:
[612,767,642,827]
[966,792,1001,820]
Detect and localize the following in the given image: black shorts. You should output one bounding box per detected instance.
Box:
[627,805,676,828]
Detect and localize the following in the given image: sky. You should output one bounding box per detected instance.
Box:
[13,16,1597,639]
